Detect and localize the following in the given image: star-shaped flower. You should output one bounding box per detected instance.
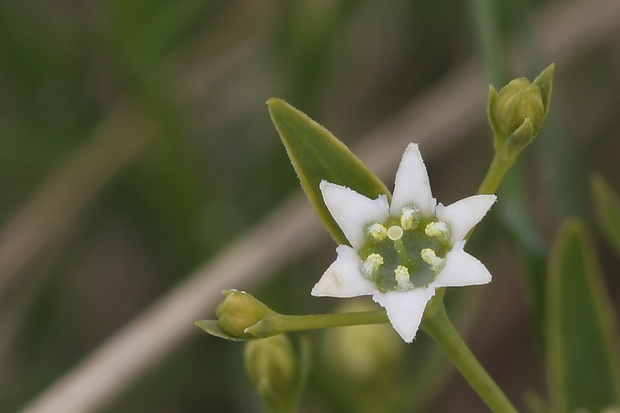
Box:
[312,143,496,342]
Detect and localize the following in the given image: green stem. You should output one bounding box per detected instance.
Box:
[251,310,389,337]
[477,151,512,195]
[282,310,389,330]
[422,304,519,413]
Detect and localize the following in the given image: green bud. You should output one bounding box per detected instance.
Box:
[215,290,278,340]
[491,78,544,138]
[322,300,404,385]
[488,64,555,163]
[245,335,297,410]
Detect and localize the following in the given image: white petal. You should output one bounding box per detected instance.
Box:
[320,181,390,249]
[432,242,492,287]
[312,245,376,297]
[435,194,496,243]
[390,143,436,217]
[372,287,435,343]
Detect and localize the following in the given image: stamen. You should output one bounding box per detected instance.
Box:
[395,265,413,289]
[387,225,404,241]
[368,223,387,241]
[425,221,450,242]
[400,206,420,230]
[361,253,384,278]
[421,248,446,272]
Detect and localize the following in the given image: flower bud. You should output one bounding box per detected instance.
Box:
[215,290,277,339]
[487,64,555,163]
[322,300,404,385]
[491,78,544,139]
[244,335,297,408]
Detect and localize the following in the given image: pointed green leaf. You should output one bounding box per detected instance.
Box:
[591,173,620,254]
[267,98,390,245]
[546,219,620,413]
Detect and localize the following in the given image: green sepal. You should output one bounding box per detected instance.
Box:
[503,118,535,164]
[267,98,390,246]
[532,63,555,119]
[591,173,620,254]
[546,219,620,413]
[194,320,246,341]
[487,85,502,142]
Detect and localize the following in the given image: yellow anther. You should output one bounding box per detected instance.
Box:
[421,248,445,272]
[361,253,384,278]
[425,221,450,240]
[368,223,387,241]
[395,265,413,289]
[400,206,419,230]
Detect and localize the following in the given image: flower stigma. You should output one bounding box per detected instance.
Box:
[387,225,403,241]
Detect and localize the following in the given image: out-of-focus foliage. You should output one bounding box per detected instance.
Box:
[546,219,620,413]
[1,0,620,412]
[592,173,620,254]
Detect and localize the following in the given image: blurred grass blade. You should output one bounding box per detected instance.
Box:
[267,98,389,245]
[546,219,620,413]
[0,104,152,297]
[591,173,620,254]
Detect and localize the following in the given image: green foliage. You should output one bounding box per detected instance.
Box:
[591,173,620,254]
[267,98,389,246]
[546,219,620,413]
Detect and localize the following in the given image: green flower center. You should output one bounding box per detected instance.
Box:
[358,206,452,292]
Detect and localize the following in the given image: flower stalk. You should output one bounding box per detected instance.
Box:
[422,304,519,413]
[477,150,513,196]
[247,310,389,337]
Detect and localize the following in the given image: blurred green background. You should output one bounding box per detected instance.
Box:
[1,0,620,412]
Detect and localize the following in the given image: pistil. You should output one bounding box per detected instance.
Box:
[388,225,415,270]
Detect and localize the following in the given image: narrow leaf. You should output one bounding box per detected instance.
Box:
[267,98,389,245]
[591,172,620,254]
[546,219,620,413]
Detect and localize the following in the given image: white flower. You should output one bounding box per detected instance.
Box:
[311,143,496,342]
